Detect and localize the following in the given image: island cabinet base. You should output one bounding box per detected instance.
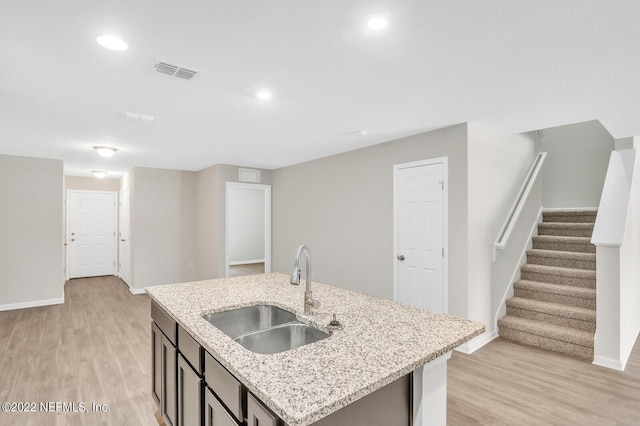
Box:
[310,374,410,426]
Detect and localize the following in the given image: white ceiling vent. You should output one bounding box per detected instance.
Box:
[239,168,261,183]
[154,60,201,80]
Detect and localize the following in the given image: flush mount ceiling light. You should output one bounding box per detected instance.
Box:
[92,171,108,178]
[367,16,388,30]
[256,90,273,100]
[357,130,369,137]
[93,146,118,158]
[123,111,156,122]
[96,35,128,51]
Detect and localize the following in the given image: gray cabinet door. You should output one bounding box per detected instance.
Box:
[161,333,178,426]
[247,393,279,426]
[151,322,162,408]
[178,354,202,426]
[204,386,238,426]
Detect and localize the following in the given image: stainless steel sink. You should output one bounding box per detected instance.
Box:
[235,323,329,354]
[203,305,329,354]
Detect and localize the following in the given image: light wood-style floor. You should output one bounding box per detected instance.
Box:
[0,276,156,425]
[1,276,639,425]
[228,262,265,277]
[448,336,640,425]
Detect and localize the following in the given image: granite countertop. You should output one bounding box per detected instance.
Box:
[146,273,484,426]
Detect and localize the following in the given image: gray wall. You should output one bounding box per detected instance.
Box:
[541,120,614,209]
[0,155,64,309]
[196,165,272,280]
[271,124,469,317]
[65,176,121,192]
[131,167,198,289]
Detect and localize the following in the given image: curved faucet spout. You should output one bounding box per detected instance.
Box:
[290,245,320,314]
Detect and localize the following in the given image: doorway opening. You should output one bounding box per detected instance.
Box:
[225,183,271,278]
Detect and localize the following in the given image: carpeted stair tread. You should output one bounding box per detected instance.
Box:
[532,235,596,253]
[498,315,594,348]
[520,263,596,279]
[514,280,596,299]
[526,249,596,270]
[498,324,593,360]
[520,264,595,288]
[506,297,595,322]
[537,222,594,237]
[542,211,597,223]
[526,249,595,262]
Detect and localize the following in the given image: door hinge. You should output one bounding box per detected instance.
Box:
[439,181,444,191]
[442,248,444,257]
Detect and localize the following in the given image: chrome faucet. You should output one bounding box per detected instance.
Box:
[290,244,321,315]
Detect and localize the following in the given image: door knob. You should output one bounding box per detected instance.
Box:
[397,254,405,261]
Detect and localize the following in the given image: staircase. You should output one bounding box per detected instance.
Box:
[498,210,597,360]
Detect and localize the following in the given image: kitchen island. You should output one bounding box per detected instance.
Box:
[147,273,484,426]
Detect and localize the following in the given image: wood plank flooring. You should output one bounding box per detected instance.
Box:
[1,276,639,425]
[228,262,265,277]
[0,276,156,426]
[448,337,640,425]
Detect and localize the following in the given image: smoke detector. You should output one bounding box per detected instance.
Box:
[154,60,202,80]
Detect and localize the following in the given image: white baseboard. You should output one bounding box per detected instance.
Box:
[0,295,65,312]
[543,207,598,212]
[229,259,265,266]
[129,286,146,295]
[593,356,625,371]
[455,330,498,354]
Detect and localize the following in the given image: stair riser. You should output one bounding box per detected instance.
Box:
[532,240,596,253]
[506,306,596,332]
[538,227,594,238]
[520,271,595,288]
[542,213,597,223]
[498,326,593,360]
[514,288,596,310]
[526,255,595,271]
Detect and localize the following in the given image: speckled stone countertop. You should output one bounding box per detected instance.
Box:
[146,273,484,426]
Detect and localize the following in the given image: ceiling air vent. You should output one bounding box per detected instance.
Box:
[154,60,201,80]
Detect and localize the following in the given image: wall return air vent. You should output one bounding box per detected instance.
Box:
[154,60,201,80]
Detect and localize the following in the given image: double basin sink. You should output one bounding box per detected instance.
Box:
[203,305,329,354]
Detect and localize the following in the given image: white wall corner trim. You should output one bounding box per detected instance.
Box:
[0,295,64,312]
[593,356,625,372]
[454,330,498,354]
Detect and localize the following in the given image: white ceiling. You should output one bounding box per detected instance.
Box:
[2,1,639,178]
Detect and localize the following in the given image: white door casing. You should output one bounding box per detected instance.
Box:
[393,158,448,313]
[67,190,117,279]
[225,182,272,278]
[119,189,131,285]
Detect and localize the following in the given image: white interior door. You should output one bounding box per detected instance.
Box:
[68,191,117,279]
[394,160,447,313]
[119,189,131,285]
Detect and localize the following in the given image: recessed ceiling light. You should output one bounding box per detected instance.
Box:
[367,16,388,30]
[92,171,108,178]
[256,90,272,100]
[94,146,118,158]
[96,35,128,51]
